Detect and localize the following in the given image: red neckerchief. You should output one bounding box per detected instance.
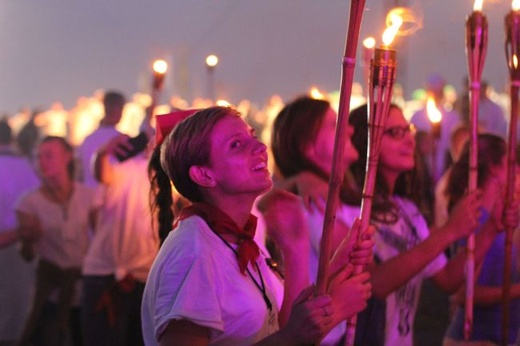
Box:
[177,203,259,275]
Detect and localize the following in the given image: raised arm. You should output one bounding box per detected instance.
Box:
[368,190,481,299]
[257,188,311,326]
[92,134,131,184]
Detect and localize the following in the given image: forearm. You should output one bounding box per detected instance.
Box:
[93,149,114,184]
[453,283,520,307]
[433,224,497,293]
[278,244,310,327]
[369,229,454,299]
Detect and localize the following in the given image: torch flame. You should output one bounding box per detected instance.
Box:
[153,59,168,74]
[310,86,325,100]
[216,99,231,107]
[514,54,519,69]
[426,95,442,124]
[473,0,483,12]
[382,12,403,46]
[363,37,376,49]
[381,7,422,47]
[513,0,520,11]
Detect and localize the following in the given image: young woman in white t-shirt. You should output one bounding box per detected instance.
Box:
[142,106,373,346]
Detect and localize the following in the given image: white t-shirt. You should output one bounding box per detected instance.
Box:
[77,126,121,187]
[141,215,284,346]
[15,183,96,269]
[82,156,158,282]
[306,202,361,346]
[371,196,446,346]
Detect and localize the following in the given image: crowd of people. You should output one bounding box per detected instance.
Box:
[1,72,520,346]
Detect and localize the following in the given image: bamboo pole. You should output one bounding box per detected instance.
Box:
[464,9,487,340]
[502,9,520,345]
[315,0,366,296]
[344,46,396,346]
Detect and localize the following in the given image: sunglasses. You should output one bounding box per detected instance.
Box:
[383,124,417,139]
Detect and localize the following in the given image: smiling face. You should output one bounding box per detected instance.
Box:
[203,115,272,199]
[379,107,416,182]
[306,107,358,175]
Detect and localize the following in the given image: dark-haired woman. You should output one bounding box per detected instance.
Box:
[348,104,509,346]
[269,96,373,345]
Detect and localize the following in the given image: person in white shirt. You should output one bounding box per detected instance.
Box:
[142,106,373,346]
[76,91,125,187]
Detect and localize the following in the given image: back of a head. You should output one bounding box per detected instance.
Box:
[103,91,126,124]
[0,117,12,145]
[160,106,241,203]
[348,104,370,187]
[271,96,329,178]
[426,73,446,93]
[17,118,40,157]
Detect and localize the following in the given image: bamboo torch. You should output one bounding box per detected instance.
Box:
[503,2,520,344]
[343,14,400,346]
[152,59,168,108]
[464,0,488,340]
[315,0,366,297]
[362,37,376,94]
[426,96,442,184]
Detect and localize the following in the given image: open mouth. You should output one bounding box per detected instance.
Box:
[251,162,267,172]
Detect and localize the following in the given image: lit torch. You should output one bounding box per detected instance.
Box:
[362,37,376,93]
[426,95,442,179]
[464,0,488,340]
[503,1,520,343]
[152,59,168,107]
[206,54,219,102]
[344,10,401,346]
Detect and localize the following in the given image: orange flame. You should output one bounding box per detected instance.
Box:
[153,59,168,74]
[382,7,422,47]
[309,86,325,100]
[383,12,403,46]
[426,95,442,124]
[473,0,483,11]
[513,0,520,11]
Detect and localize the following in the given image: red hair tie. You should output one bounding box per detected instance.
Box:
[155,109,198,145]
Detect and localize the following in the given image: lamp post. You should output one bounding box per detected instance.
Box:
[205,54,219,102]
